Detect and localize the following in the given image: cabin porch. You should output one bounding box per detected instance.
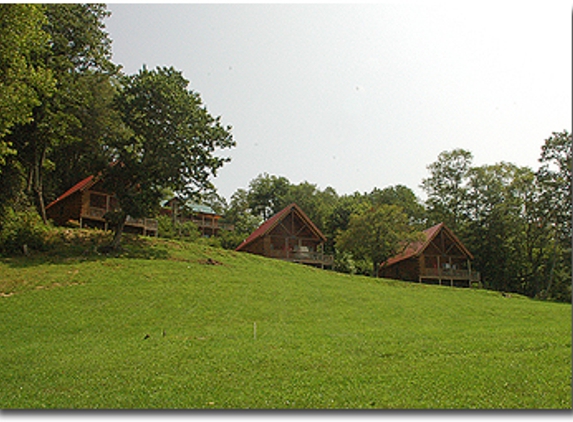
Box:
[81,192,158,236]
[265,234,334,269]
[268,248,334,268]
[419,268,481,287]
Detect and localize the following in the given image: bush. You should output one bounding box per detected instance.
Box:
[0,208,50,255]
[219,230,246,250]
[333,250,356,274]
[157,215,200,242]
[157,215,176,239]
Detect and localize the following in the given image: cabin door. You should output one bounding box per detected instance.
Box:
[285,236,299,253]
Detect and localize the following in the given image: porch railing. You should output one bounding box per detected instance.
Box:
[421,268,480,282]
[268,250,334,266]
[126,216,159,231]
[190,218,234,231]
[85,207,158,232]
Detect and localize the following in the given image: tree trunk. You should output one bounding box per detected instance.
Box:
[372,260,380,278]
[110,214,127,251]
[543,234,559,300]
[27,143,48,224]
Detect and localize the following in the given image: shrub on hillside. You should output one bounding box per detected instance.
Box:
[0,208,50,255]
[333,250,356,274]
[157,215,200,242]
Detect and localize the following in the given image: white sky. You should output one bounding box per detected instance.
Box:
[104,1,572,201]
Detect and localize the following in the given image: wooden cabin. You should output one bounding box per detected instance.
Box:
[236,203,333,268]
[46,175,158,236]
[161,198,233,237]
[379,222,480,287]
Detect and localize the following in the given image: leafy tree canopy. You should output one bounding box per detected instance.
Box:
[336,204,422,277]
[421,148,473,231]
[104,65,235,249]
[0,4,54,165]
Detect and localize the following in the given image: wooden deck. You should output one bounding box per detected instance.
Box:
[269,250,334,268]
[419,268,480,286]
[83,206,158,235]
[190,217,234,232]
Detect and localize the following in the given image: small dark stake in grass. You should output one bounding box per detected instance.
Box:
[0,232,570,409]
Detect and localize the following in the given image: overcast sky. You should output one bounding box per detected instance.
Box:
[104,2,571,201]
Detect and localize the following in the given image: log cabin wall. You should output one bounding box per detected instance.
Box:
[420,229,471,275]
[266,210,322,254]
[46,192,83,226]
[241,236,265,255]
[380,258,419,281]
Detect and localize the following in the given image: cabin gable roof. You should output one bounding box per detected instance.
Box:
[236,203,326,252]
[382,222,473,268]
[45,175,97,210]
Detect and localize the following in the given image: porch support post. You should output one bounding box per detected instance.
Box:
[468,259,472,287]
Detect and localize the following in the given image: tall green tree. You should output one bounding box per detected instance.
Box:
[336,204,421,277]
[282,181,339,232]
[105,66,234,249]
[463,163,538,293]
[537,131,572,243]
[0,4,54,213]
[7,4,119,222]
[220,188,263,249]
[369,185,427,228]
[0,4,53,148]
[421,149,473,231]
[49,71,127,197]
[323,192,365,254]
[535,131,572,301]
[247,173,291,220]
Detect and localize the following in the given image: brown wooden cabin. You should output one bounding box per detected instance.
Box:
[379,222,480,287]
[46,175,158,236]
[161,198,233,237]
[236,203,333,268]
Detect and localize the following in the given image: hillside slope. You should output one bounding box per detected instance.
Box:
[0,237,571,409]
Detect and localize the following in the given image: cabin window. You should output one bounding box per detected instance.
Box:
[109,197,119,210]
[90,193,107,209]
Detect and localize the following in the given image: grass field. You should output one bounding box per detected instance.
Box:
[0,232,571,409]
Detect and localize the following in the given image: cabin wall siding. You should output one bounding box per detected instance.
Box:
[380,257,419,281]
[47,192,83,225]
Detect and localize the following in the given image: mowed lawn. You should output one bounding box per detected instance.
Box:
[0,238,571,409]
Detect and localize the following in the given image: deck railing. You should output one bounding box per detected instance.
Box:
[86,207,158,233]
[421,268,480,282]
[87,207,106,219]
[190,218,234,231]
[126,215,159,231]
[268,250,334,266]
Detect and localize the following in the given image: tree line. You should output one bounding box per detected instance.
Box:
[215,132,571,303]
[0,5,570,302]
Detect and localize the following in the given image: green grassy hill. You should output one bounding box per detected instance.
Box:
[0,233,571,409]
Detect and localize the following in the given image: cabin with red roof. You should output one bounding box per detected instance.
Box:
[46,175,158,236]
[379,223,480,287]
[236,203,333,268]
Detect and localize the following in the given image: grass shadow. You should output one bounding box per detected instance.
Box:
[1,229,170,269]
